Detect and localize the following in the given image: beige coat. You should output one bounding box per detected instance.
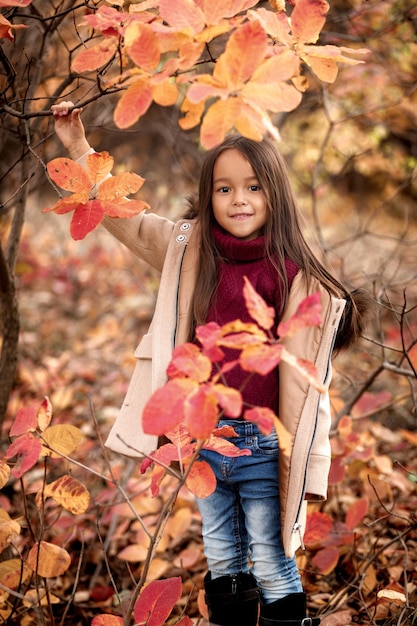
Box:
[103,212,345,557]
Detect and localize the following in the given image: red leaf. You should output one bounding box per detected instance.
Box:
[167,343,212,382]
[304,511,333,548]
[243,276,275,330]
[212,384,242,418]
[142,379,196,435]
[345,497,369,531]
[71,39,118,73]
[185,386,219,439]
[133,577,182,626]
[5,433,42,479]
[311,546,340,575]
[9,406,38,437]
[277,292,322,337]
[70,200,105,240]
[203,435,251,458]
[195,322,225,362]
[185,459,217,498]
[328,456,345,485]
[243,407,274,435]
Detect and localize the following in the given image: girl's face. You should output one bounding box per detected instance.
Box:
[211,149,267,241]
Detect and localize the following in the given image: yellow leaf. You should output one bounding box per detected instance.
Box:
[27,541,71,578]
[0,460,10,489]
[0,510,20,553]
[36,475,90,514]
[41,424,83,458]
[179,98,205,130]
[0,558,31,589]
[377,589,407,604]
[152,80,178,106]
[274,417,292,457]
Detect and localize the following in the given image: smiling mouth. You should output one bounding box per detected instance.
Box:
[231,213,253,219]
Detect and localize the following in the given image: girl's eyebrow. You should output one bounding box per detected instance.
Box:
[213,175,259,184]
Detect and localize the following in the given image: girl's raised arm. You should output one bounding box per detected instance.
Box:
[51,101,92,161]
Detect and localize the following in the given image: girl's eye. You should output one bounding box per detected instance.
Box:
[249,184,261,192]
[218,186,230,193]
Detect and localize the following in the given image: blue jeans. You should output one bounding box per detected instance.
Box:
[195,419,302,604]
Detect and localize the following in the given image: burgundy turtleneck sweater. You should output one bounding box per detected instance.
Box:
[205,226,298,417]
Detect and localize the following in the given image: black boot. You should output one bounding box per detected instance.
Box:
[259,592,320,626]
[204,571,259,626]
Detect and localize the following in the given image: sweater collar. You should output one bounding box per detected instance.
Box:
[212,224,266,262]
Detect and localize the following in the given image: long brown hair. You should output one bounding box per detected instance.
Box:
[185,134,372,351]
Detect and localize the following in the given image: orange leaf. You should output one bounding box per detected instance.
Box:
[152,79,178,106]
[159,0,205,33]
[248,7,292,46]
[47,158,91,193]
[41,424,83,458]
[37,475,90,514]
[280,347,323,391]
[85,151,114,184]
[243,276,275,330]
[213,20,268,89]
[27,541,71,578]
[200,97,244,149]
[99,171,145,199]
[328,456,345,485]
[291,0,329,45]
[0,558,31,590]
[133,577,182,626]
[142,378,196,435]
[186,459,217,497]
[0,13,27,42]
[114,78,153,128]
[167,343,212,382]
[0,510,21,553]
[103,198,150,218]
[304,511,333,548]
[71,39,118,73]
[240,343,283,376]
[345,497,368,531]
[0,460,10,490]
[125,22,161,71]
[92,615,124,626]
[185,386,219,439]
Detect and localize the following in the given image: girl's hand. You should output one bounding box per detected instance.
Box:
[51,101,92,161]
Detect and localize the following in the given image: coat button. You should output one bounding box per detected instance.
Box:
[176,234,187,243]
[180,222,191,231]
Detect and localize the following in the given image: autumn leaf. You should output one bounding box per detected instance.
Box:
[243,407,275,435]
[167,342,212,382]
[0,13,28,41]
[243,275,275,330]
[345,497,368,531]
[27,541,71,578]
[291,0,329,45]
[124,22,161,71]
[0,558,31,590]
[91,615,124,626]
[184,385,219,439]
[41,424,83,458]
[36,475,91,514]
[5,433,42,479]
[71,39,119,73]
[185,459,217,498]
[195,322,225,362]
[240,342,283,376]
[36,396,53,432]
[0,459,10,489]
[277,292,322,338]
[311,546,340,575]
[304,511,333,549]
[9,405,38,437]
[0,510,21,553]
[44,152,149,240]
[142,378,197,435]
[133,576,182,626]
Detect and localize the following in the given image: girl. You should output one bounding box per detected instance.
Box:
[52,102,371,626]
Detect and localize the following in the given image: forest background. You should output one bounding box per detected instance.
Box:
[0,1,416,625]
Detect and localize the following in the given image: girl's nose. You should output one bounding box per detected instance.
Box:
[232,191,247,206]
